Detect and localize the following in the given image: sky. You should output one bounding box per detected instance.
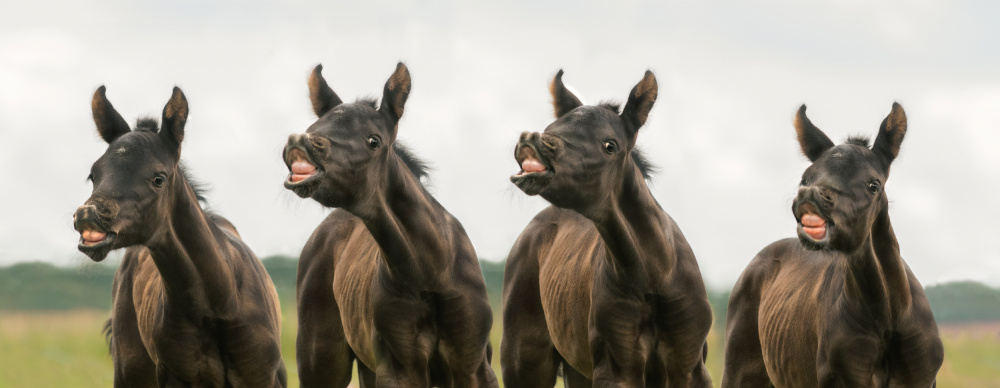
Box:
[1,0,997,289]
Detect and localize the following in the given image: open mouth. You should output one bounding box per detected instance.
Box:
[510,144,554,195]
[796,202,831,246]
[284,147,323,196]
[77,228,116,260]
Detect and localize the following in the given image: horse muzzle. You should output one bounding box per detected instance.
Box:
[73,204,117,261]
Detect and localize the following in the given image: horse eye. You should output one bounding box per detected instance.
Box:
[603,141,617,154]
[868,182,879,194]
[87,173,94,182]
[368,136,381,149]
[153,176,165,187]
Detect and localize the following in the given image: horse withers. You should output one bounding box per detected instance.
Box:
[74,86,286,387]
[283,63,498,388]
[722,104,944,387]
[504,70,714,387]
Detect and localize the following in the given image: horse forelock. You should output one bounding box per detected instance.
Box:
[845,135,871,148]
[135,117,159,132]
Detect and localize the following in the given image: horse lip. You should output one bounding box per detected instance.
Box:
[513,141,554,176]
[284,146,322,171]
[795,201,828,225]
[795,201,831,248]
[284,146,324,190]
[77,232,116,256]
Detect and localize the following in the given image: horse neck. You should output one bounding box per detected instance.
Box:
[588,162,673,282]
[145,174,235,315]
[842,206,911,325]
[348,155,451,278]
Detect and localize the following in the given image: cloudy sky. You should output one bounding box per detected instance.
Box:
[1,0,997,289]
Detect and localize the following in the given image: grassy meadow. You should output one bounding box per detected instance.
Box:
[1,308,997,387]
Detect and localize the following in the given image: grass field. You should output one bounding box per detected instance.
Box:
[0,309,996,387]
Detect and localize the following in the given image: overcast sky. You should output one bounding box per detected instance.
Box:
[1,0,997,289]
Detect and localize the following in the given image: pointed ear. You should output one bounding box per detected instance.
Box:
[379,62,411,134]
[620,70,657,144]
[794,105,834,162]
[308,64,342,117]
[872,102,907,173]
[549,69,582,118]
[160,87,188,151]
[91,86,131,143]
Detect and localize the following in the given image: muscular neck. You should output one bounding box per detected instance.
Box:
[347,155,450,280]
[842,207,911,324]
[586,163,673,282]
[146,176,235,315]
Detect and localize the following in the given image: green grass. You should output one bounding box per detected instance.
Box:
[0,310,996,387]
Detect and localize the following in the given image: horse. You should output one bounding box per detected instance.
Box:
[73,86,287,387]
[283,63,498,387]
[721,103,944,387]
[504,70,714,387]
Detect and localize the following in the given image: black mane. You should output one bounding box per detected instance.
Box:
[178,162,209,203]
[393,142,430,181]
[631,147,656,181]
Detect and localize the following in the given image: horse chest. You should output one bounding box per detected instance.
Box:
[332,241,381,367]
[537,235,600,373]
[759,267,891,387]
[758,278,823,386]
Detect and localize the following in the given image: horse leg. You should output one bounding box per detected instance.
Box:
[296,251,354,388]
[434,287,498,388]
[273,362,288,388]
[562,362,593,388]
[111,255,157,388]
[722,260,773,388]
[658,295,713,388]
[501,247,559,388]
[372,292,436,388]
[358,361,376,388]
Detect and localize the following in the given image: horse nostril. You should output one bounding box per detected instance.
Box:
[541,137,557,151]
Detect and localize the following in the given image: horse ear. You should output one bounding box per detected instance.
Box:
[620,70,657,144]
[872,102,907,173]
[549,69,582,118]
[160,87,188,151]
[91,86,131,144]
[308,64,342,117]
[379,62,411,135]
[794,105,834,162]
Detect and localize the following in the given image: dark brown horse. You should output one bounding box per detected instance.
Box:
[722,104,944,387]
[283,63,498,387]
[73,87,286,387]
[504,70,713,387]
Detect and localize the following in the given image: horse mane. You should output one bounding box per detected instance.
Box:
[393,142,431,182]
[178,162,209,203]
[631,147,656,181]
[846,135,871,148]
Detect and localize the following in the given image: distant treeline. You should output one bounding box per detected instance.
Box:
[2,258,998,324]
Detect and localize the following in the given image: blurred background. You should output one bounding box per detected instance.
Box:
[1,0,997,386]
